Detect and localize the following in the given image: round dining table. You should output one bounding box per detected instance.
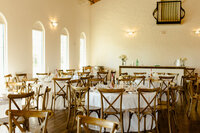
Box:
[85,89,157,132]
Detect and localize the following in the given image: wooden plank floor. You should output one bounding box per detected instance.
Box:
[30,101,200,133]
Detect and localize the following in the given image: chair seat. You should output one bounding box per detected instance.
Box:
[192,94,200,100]
[0,116,25,125]
[104,108,125,115]
[158,100,167,105]
[156,104,174,111]
[128,108,154,115]
[85,106,101,111]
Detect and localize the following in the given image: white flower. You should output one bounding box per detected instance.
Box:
[119,55,128,61]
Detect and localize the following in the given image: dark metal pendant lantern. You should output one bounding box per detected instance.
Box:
[153,1,185,24]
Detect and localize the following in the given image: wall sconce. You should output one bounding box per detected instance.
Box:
[127,31,135,37]
[50,20,58,28]
[195,29,200,35]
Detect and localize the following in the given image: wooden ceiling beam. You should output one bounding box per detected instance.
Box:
[89,0,100,5]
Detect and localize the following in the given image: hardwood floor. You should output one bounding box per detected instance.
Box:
[29,101,200,133]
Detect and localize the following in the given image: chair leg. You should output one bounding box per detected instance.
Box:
[63,95,66,108]
[154,113,159,133]
[66,105,71,129]
[120,113,124,133]
[127,112,133,133]
[168,110,171,133]
[187,98,193,118]
[172,110,179,131]
[54,96,56,112]
[71,108,77,132]
[144,115,146,132]
[183,91,188,104]
[138,117,140,133]
[51,96,54,111]
[195,100,199,111]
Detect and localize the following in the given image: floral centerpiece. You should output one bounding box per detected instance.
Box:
[119,54,128,66]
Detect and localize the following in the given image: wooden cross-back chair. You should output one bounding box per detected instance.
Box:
[66,69,76,74]
[157,72,166,75]
[127,88,160,133]
[178,75,197,104]
[132,76,146,87]
[36,73,50,80]
[27,84,42,110]
[61,72,74,78]
[159,76,175,102]
[97,71,108,84]
[6,82,26,93]
[8,110,51,133]
[89,78,104,87]
[166,73,179,80]
[83,66,92,72]
[4,74,12,82]
[0,92,34,131]
[118,78,134,85]
[77,72,90,77]
[36,73,50,76]
[98,89,125,133]
[119,72,132,80]
[156,85,179,133]
[15,73,27,82]
[79,76,91,87]
[149,78,163,89]
[69,86,101,130]
[70,79,81,87]
[120,72,128,76]
[57,69,63,77]
[133,72,147,76]
[77,115,119,133]
[187,77,200,118]
[51,77,71,111]
[22,78,38,89]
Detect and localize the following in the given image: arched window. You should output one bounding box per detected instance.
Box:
[0,13,7,86]
[80,32,86,69]
[32,21,45,77]
[60,28,69,70]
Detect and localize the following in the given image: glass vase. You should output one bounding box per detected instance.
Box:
[122,60,126,66]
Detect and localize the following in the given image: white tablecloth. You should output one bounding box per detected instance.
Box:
[86,91,156,132]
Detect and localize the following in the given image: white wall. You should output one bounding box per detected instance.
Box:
[90,0,200,72]
[0,0,91,77]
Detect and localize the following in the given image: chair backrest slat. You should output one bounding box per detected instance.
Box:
[77,115,119,133]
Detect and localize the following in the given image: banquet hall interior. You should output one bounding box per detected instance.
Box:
[0,0,200,133]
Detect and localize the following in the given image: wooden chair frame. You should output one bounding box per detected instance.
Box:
[89,78,104,87]
[98,89,125,133]
[77,115,119,133]
[77,72,90,77]
[51,77,71,111]
[187,77,200,118]
[132,76,146,87]
[6,82,26,93]
[127,88,160,133]
[15,73,27,82]
[97,71,108,85]
[8,110,51,133]
[133,72,147,76]
[0,92,34,131]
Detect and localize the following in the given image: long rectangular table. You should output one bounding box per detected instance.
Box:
[119,66,195,85]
